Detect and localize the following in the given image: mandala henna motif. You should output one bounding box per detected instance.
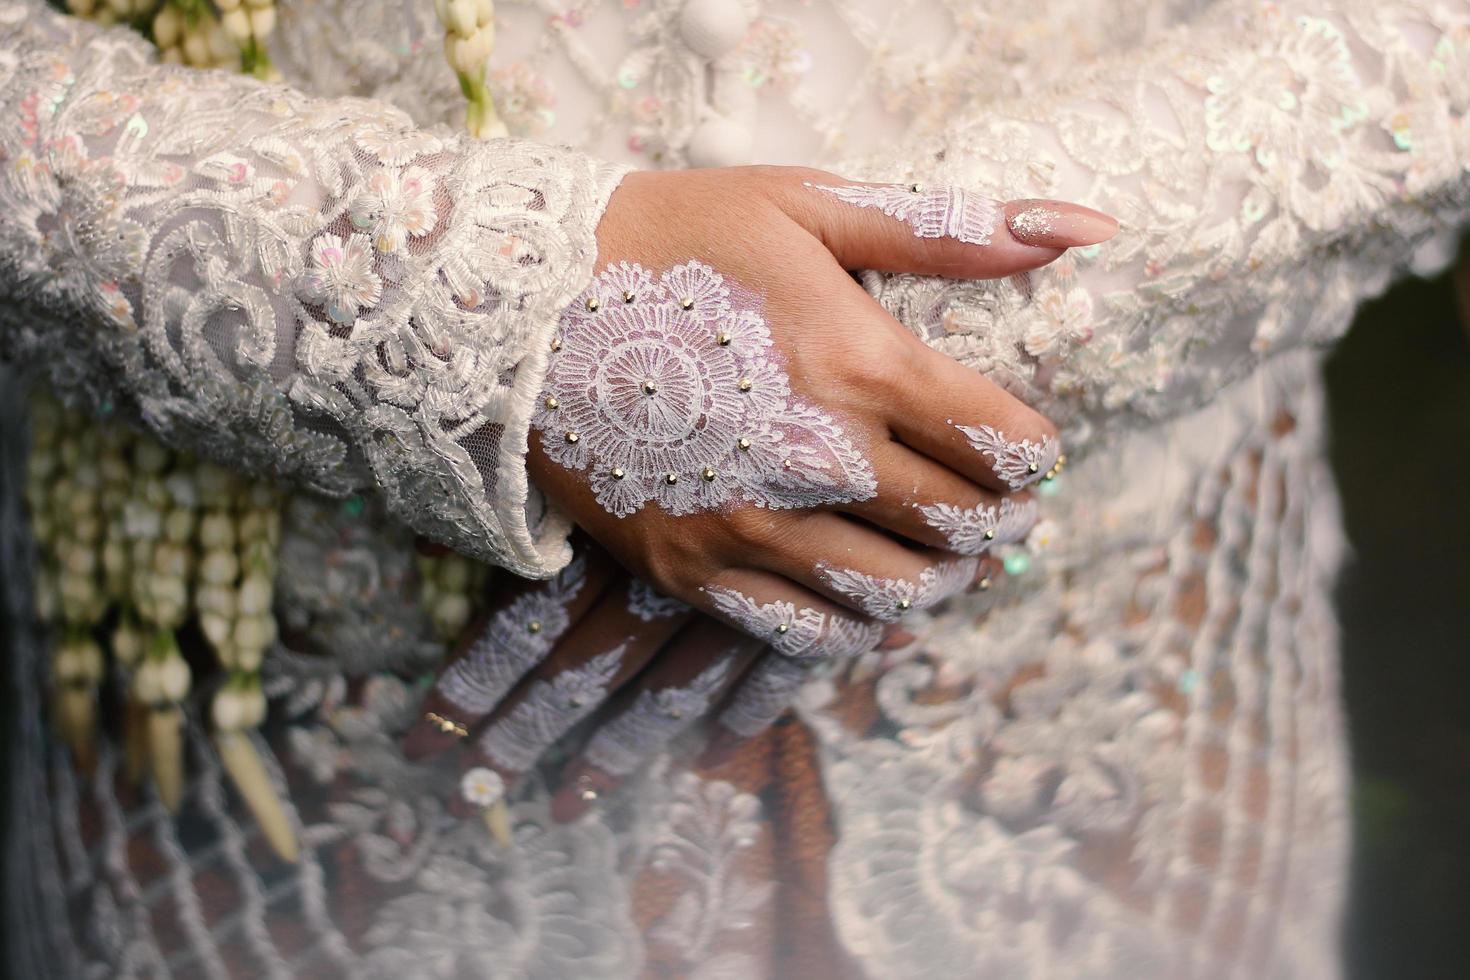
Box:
[806,182,1000,245]
[533,261,877,518]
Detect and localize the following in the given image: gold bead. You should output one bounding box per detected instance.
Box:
[782,459,793,470]
[585,296,601,312]
[717,332,731,346]
[550,337,562,352]
[737,438,751,451]
[527,620,543,634]
[622,290,636,303]
[701,467,716,482]
[775,623,790,635]
[642,379,658,395]
[983,528,995,540]
[897,598,913,612]
[738,378,753,392]
[679,297,694,310]
[978,576,992,591]
[665,472,678,486]
[543,396,559,410]
[611,467,625,480]
[910,182,924,193]
[1027,462,1040,474]
[579,787,599,802]
[669,708,684,720]
[569,695,585,708]
[565,431,580,444]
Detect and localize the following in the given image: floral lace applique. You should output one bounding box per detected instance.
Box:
[626,579,691,621]
[533,261,877,518]
[704,586,882,659]
[435,554,588,715]
[717,655,816,738]
[476,644,627,772]
[806,182,1000,245]
[584,654,735,776]
[953,423,1060,490]
[817,557,978,622]
[916,496,1038,557]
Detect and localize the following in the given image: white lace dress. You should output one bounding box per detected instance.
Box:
[2,0,1468,977]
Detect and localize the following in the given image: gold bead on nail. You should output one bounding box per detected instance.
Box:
[897,598,913,612]
[527,620,543,634]
[775,623,790,635]
[665,472,678,485]
[984,528,995,540]
[1027,462,1040,474]
[978,577,992,591]
[579,787,599,802]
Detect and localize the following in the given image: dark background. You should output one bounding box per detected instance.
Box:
[1330,251,1470,979]
[2,253,1467,977]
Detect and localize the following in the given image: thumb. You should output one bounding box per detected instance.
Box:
[782,175,1118,279]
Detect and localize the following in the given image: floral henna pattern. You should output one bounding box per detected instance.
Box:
[703,587,882,658]
[806,182,1000,246]
[626,579,691,621]
[533,261,877,518]
[583,655,736,776]
[476,645,627,773]
[952,423,1061,490]
[916,497,1039,556]
[817,558,979,622]
[436,554,588,715]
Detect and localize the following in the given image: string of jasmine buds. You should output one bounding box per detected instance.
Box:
[214,0,279,80]
[416,549,486,643]
[65,0,162,29]
[435,0,508,138]
[149,1,242,70]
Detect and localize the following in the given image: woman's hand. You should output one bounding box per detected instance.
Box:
[528,167,1113,654]
[403,540,999,817]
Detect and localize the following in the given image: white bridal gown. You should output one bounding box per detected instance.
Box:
[3,0,1469,976]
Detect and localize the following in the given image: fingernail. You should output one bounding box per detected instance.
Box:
[878,628,916,651]
[1005,199,1118,248]
[551,766,613,823]
[696,727,741,770]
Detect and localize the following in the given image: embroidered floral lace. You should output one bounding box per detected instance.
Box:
[4,0,1469,978]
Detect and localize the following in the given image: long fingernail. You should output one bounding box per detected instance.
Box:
[1005,199,1118,248]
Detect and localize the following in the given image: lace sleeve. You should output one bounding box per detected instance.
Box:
[0,2,627,578]
[852,0,1470,445]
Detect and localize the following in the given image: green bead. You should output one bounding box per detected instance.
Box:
[342,495,366,517]
[1003,552,1032,577]
[1039,477,1062,497]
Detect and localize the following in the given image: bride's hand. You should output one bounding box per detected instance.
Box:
[529,167,1113,654]
[403,539,998,816]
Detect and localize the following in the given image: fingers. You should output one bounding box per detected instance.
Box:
[696,652,819,769]
[698,568,884,659]
[843,440,1009,549]
[449,580,691,811]
[755,512,977,622]
[403,549,612,761]
[551,619,762,821]
[782,175,1116,280]
[883,331,1062,493]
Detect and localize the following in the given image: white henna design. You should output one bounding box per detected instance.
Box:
[952,422,1060,490]
[806,182,1000,246]
[533,261,877,518]
[718,657,814,738]
[817,558,979,622]
[704,587,881,658]
[626,580,691,621]
[916,497,1039,556]
[583,655,736,776]
[476,644,627,773]
[436,554,588,715]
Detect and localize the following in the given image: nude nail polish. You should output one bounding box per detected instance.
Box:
[1004,199,1119,248]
